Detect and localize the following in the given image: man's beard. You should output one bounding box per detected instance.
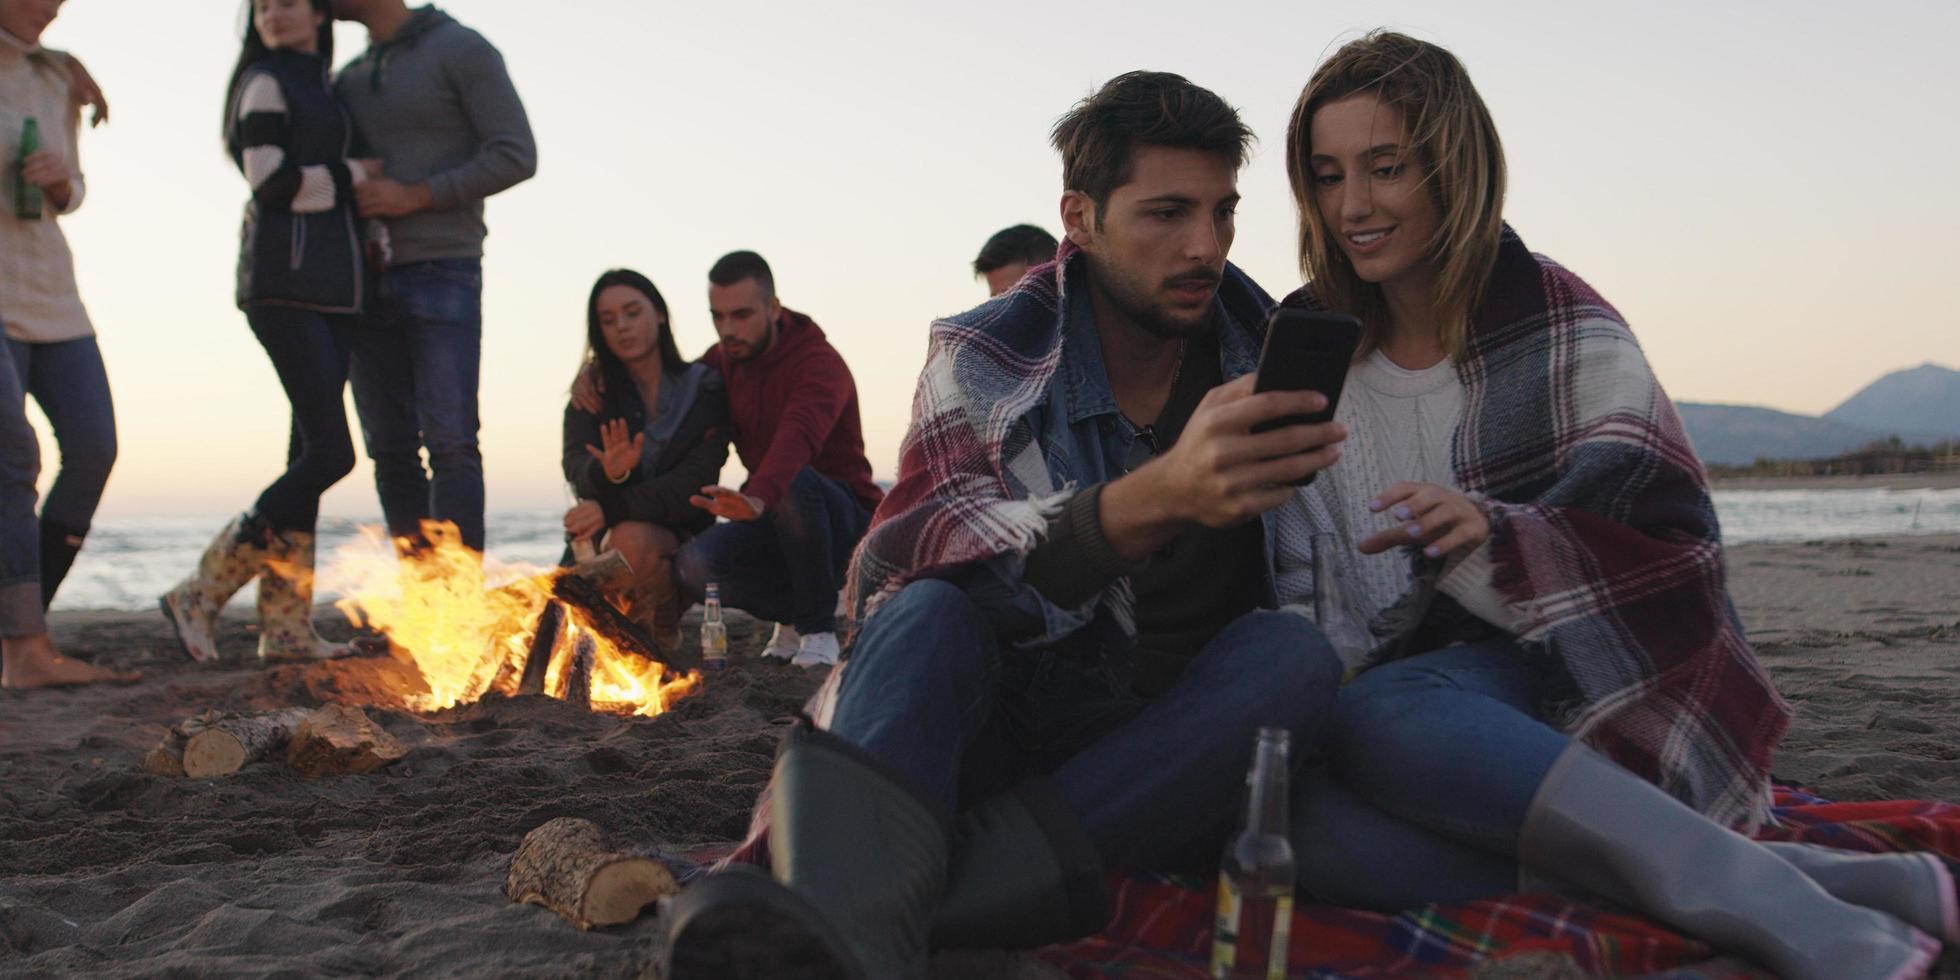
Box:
[1098,265,1220,340]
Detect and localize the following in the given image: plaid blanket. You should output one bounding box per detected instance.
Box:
[679,786,1958,978]
[1284,227,1790,830]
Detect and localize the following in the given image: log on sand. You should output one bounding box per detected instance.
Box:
[553,572,699,673]
[505,817,678,929]
[286,703,406,777]
[144,708,312,778]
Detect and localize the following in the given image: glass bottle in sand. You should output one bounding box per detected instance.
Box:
[1209,727,1295,980]
[700,582,727,670]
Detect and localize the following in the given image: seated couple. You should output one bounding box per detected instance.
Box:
[559,254,883,666]
[656,36,1955,980]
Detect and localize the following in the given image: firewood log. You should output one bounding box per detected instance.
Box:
[515,601,565,696]
[181,707,314,778]
[286,703,406,777]
[142,709,219,777]
[505,817,678,929]
[563,633,594,710]
[568,549,634,593]
[553,573,699,672]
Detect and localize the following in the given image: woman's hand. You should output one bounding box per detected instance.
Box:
[585,418,644,483]
[19,150,74,211]
[1358,482,1490,559]
[563,500,606,542]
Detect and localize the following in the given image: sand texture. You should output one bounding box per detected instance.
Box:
[3,537,1958,978]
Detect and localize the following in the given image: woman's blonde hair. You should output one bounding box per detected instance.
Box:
[1284,31,1506,360]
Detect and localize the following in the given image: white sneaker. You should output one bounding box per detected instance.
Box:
[762,623,800,661]
[790,631,840,668]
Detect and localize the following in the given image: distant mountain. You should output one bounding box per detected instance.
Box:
[1823,363,1960,440]
[1676,403,1886,466]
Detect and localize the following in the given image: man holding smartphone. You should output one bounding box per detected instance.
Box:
[664,72,1349,979]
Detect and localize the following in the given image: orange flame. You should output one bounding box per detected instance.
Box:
[328,521,700,717]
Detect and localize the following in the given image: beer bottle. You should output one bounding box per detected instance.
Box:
[14,117,43,221]
[700,582,728,670]
[1210,727,1295,980]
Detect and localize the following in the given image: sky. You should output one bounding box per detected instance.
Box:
[24,0,1960,526]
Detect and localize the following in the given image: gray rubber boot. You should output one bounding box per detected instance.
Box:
[1519,745,1940,980]
[930,778,1110,950]
[1761,841,1960,944]
[664,722,949,980]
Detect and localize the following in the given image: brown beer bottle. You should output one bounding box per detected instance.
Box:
[1209,727,1296,979]
[14,117,44,221]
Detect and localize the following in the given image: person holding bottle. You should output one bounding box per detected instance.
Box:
[561,269,729,657]
[160,0,377,664]
[1273,31,1948,979]
[0,0,135,689]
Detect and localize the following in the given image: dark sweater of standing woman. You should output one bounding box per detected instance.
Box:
[230,49,367,313]
[562,362,731,538]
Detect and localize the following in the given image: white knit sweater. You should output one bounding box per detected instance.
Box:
[1274,350,1465,668]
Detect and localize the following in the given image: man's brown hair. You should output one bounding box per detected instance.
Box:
[1050,71,1254,229]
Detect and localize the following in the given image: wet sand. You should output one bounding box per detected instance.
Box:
[2,535,1957,977]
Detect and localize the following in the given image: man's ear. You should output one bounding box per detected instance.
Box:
[766,295,782,324]
[1059,190,1096,247]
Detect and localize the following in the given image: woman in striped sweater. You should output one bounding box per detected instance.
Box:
[161,0,377,663]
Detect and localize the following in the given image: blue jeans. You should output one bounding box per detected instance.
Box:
[246,306,357,533]
[829,579,1344,871]
[0,334,41,636]
[345,258,485,551]
[674,468,871,635]
[5,336,116,614]
[1290,641,1570,910]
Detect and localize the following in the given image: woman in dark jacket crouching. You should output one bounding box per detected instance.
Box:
[563,269,730,655]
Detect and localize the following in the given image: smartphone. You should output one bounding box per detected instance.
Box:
[1251,307,1362,485]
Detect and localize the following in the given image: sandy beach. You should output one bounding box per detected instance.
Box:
[3,535,1958,978]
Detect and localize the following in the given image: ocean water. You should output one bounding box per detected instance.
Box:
[47,488,1960,613]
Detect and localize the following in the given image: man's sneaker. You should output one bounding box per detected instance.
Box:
[761,623,800,661]
[790,632,840,669]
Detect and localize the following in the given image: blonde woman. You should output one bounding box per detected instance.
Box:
[1274,31,1950,979]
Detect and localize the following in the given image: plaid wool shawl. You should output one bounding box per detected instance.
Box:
[843,242,1272,632]
[1290,226,1790,829]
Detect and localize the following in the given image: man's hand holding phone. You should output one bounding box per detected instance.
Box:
[1100,375,1346,562]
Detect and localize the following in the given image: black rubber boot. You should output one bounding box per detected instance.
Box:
[38,518,85,609]
[664,722,950,980]
[930,778,1111,950]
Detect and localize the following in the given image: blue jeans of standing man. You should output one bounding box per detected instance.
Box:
[344,258,485,551]
[827,579,1344,871]
[674,467,872,635]
[246,306,358,533]
[1290,641,1570,910]
[5,336,116,612]
[0,333,43,636]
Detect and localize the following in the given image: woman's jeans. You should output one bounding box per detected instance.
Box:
[827,579,1345,872]
[1290,641,1572,910]
[246,306,357,533]
[2,335,116,622]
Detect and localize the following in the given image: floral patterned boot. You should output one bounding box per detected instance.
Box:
[158,513,273,662]
[257,529,352,662]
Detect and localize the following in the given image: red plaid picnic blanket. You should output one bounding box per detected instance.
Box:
[1033,785,1960,978]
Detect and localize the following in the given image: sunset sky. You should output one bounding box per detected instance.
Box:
[25,0,1959,529]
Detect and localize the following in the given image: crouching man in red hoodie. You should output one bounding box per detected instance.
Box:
[676,251,883,667]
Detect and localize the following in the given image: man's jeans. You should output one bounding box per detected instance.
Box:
[674,468,871,635]
[827,578,1344,871]
[4,336,116,618]
[0,334,42,637]
[345,258,485,552]
[247,306,357,533]
[1291,641,1570,910]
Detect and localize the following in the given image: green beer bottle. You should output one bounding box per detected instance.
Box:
[14,116,43,221]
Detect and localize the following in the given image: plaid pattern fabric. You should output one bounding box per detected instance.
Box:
[1285,227,1790,830]
[1032,786,1960,979]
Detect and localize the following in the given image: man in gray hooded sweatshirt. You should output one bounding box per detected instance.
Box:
[329,1,536,554]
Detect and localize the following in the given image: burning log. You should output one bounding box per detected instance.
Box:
[144,708,312,778]
[505,817,678,929]
[286,703,406,777]
[563,634,595,710]
[552,573,699,673]
[511,600,566,696]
